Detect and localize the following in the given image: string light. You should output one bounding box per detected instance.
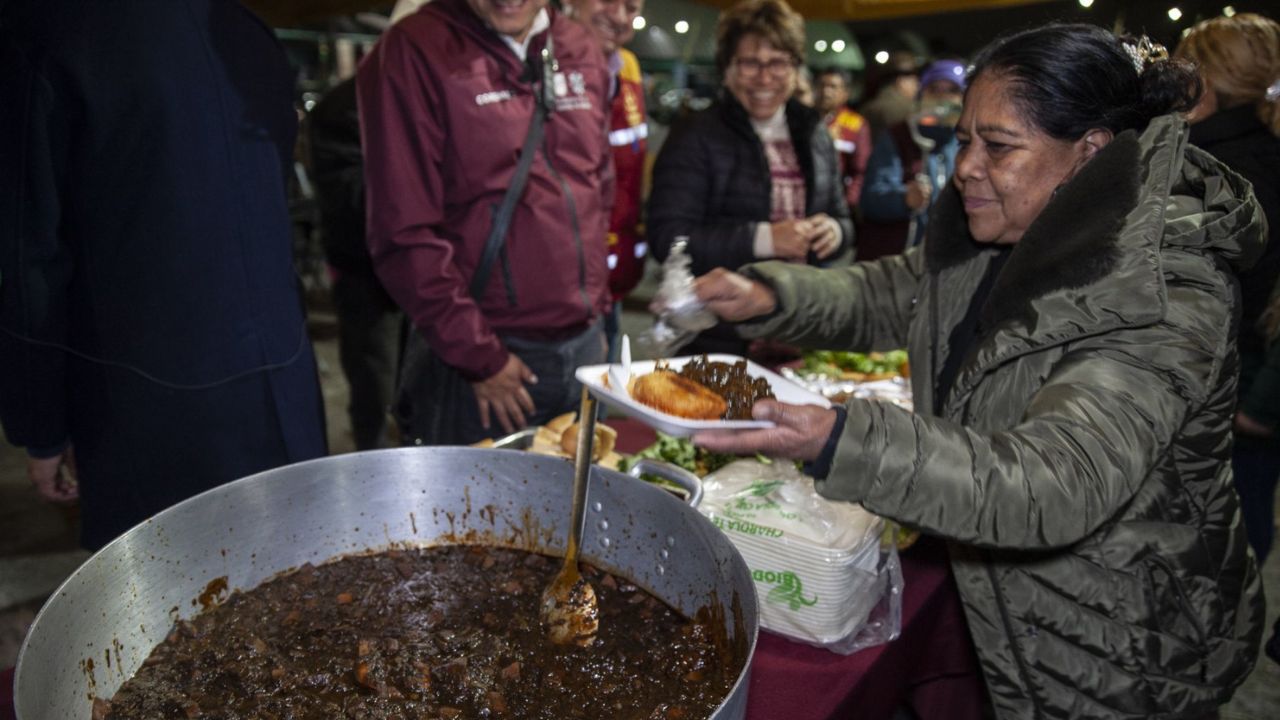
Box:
[632,16,646,30]
[674,20,689,34]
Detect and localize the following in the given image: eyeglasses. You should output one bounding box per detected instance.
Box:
[732,56,797,77]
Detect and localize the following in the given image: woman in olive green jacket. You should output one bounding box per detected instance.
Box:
[693,25,1265,719]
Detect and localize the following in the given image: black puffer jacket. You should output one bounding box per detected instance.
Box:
[648,93,852,353]
[648,93,853,276]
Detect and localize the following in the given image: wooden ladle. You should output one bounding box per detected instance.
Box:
[540,387,601,646]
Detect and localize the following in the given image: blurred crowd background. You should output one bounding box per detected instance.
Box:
[263,0,1278,309]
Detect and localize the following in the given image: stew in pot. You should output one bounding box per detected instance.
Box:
[98,545,741,720]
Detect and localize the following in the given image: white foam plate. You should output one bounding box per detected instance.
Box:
[575,354,831,438]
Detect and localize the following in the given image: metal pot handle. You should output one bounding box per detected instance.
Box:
[625,458,704,508]
[488,430,704,507]
[489,428,539,451]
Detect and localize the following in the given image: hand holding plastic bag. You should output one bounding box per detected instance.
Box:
[637,238,717,357]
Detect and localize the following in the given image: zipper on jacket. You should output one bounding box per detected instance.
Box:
[539,141,592,317]
[499,245,517,306]
[755,144,774,212]
[935,266,1041,714]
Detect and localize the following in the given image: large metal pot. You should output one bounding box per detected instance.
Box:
[15,447,758,719]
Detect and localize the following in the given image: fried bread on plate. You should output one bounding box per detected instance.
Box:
[630,370,727,420]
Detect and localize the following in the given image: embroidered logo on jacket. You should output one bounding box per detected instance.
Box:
[475,90,513,106]
[553,70,593,112]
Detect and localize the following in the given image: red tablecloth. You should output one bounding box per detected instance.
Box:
[2,421,984,720]
[746,536,983,719]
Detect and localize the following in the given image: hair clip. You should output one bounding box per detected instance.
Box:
[1121,36,1169,74]
[1267,80,1280,102]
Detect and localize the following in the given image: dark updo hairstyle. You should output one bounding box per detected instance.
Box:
[967,23,1202,141]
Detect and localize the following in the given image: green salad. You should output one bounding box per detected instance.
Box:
[617,432,737,477]
[799,350,909,379]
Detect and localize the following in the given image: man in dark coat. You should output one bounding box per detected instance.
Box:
[0,0,328,550]
[309,77,401,451]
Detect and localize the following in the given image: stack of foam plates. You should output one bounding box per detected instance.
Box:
[698,460,886,650]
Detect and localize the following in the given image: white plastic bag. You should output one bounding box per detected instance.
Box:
[636,238,717,358]
[699,459,903,654]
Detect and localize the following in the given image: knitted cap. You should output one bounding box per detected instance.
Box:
[919,60,967,92]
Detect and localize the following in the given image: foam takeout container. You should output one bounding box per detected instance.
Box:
[575,354,831,438]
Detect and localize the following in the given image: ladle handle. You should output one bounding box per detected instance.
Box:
[565,386,598,565]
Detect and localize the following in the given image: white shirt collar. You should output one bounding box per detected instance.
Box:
[749,105,789,141]
[500,9,550,61]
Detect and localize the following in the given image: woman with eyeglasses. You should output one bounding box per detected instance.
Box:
[646,0,852,358]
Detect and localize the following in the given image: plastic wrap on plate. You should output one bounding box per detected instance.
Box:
[698,459,902,654]
[780,368,914,412]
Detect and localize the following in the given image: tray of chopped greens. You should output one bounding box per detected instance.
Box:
[782,350,914,410]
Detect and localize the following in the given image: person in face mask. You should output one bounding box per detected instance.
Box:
[857,59,966,259]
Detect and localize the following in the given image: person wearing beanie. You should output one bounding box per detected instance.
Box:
[858,58,965,259]
[918,58,966,99]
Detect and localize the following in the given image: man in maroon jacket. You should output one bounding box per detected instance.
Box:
[358,0,614,445]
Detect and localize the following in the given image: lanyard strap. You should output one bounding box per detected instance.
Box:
[469,39,556,301]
